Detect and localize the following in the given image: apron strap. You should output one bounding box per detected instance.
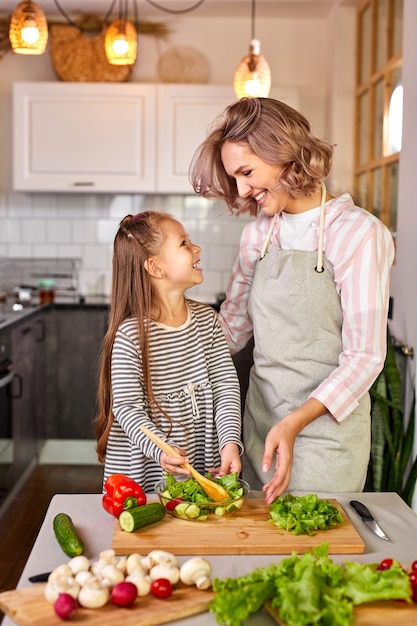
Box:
[315,181,327,273]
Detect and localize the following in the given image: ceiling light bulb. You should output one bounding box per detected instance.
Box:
[244,75,262,97]
[233,39,271,100]
[112,37,129,55]
[21,20,40,44]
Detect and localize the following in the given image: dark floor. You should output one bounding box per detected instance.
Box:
[0,463,104,621]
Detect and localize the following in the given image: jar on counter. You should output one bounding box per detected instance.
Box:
[38,279,56,305]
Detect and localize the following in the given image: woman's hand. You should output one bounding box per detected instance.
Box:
[261,398,327,505]
[261,419,296,504]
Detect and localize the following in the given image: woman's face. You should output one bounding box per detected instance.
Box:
[221,140,287,216]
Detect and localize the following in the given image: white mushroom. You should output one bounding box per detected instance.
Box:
[100,564,125,588]
[48,564,73,581]
[91,549,118,576]
[126,553,146,575]
[77,578,109,609]
[68,555,90,575]
[44,574,80,603]
[115,555,128,573]
[180,557,212,590]
[150,563,180,585]
[141,550,178,570]
[125,571,152,596]
[75,570,95,587]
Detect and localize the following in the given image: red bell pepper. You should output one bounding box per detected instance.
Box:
[102,474,146,518]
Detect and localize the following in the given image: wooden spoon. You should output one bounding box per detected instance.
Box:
[140,425,230,501]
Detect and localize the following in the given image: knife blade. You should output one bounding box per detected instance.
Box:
[349,500,389,541]
[28,571,52,583]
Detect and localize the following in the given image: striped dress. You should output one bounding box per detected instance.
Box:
[103,299,243,492]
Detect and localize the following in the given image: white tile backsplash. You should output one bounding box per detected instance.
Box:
[0,192,252,298]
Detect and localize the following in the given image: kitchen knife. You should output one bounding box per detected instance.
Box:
[349,500,389,541]
[28,571,51,583]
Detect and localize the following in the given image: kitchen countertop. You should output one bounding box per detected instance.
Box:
[0,293,221,331]
[1,491,417,625]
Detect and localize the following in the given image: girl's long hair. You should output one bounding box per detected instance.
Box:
[95,211,173,463]
[189,97,334,217]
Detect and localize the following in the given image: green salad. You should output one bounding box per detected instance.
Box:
[160,472,245,520]
[269,493,345,535]
[210,543,412,626]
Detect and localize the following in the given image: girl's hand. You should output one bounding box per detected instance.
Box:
[211,442,242,477]
[160,448,191,476]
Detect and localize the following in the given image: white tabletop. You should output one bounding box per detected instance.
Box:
[2,491,417,625]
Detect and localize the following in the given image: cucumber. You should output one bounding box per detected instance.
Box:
[119,502,165,532]
[53,512,84,557]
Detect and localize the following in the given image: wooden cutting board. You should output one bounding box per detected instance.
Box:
[112,498,365,555]
[0,583,215,626]
[1,584,416,626]
[265,599,417,625]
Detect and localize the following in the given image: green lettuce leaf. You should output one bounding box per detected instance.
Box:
[209,543,412,626]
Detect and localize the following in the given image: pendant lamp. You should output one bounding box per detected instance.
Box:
[233,0,271,99]
[9,0,48,55]
[105,0,138,66]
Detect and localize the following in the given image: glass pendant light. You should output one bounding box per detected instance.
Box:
[233,0,271,99]
[105,0,137,66]
[9,0,48,55]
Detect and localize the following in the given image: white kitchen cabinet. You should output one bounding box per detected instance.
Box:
[13,82,157,193]
[157,84,235,193]
[13,82,299,194]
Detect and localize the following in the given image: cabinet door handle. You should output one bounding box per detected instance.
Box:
[36,318,45,342]
[10,373,23,399]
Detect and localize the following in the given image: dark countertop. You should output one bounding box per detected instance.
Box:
[0,295,110,332]
[0,293,221,332]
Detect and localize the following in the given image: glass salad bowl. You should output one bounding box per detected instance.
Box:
[155,473,250,521]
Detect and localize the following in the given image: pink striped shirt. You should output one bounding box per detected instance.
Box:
[219,193,395,422]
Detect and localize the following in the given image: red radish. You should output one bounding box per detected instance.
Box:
[54,593,78,619]
[111,581,138,607]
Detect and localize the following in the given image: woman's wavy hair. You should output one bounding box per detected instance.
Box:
[95,211,174,463]
[189,97,334,217]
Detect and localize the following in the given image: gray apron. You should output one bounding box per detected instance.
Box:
[244,183,370,492]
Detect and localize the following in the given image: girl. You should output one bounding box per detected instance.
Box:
[95,211,243,492]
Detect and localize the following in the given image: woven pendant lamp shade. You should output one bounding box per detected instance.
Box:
[233,39,271,100]
[104,18,137,65]
[9,0,48,55]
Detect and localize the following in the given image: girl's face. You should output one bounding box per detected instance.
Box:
[221,140,287,216]
[156,219,203,289]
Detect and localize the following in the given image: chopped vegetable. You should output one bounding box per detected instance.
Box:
[269,493,344,535]
[209,543,412,626]
[164,472,242,503]
[102,474,146,518]
[119,502,165,532]
[162,472,244,519]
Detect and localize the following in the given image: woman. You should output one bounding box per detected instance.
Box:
[189,98,395,504]
[95,211,242,492]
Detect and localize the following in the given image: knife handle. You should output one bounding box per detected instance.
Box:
[350,500,374,521]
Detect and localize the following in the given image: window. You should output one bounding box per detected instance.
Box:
[354,0,403,236]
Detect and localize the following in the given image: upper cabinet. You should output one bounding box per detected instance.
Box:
[13,82,157,193]
[13,82,234,194]
[13,82,299,195]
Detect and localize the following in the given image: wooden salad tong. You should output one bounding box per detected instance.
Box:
[140,425,230,501]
